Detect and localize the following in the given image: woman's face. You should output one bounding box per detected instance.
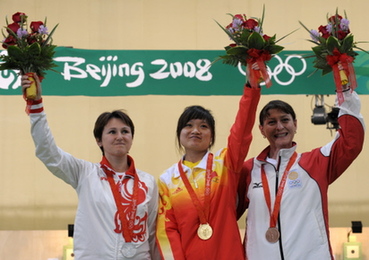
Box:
[180,119,212,154]
[96,118,133,158]
[259,108,297,150]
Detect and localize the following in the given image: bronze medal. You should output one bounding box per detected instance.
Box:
[265,227,280,243]
[197,223,213,240]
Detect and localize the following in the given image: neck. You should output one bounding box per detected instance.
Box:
[105,154,129,172]
[268,149,279,160]
[184,150,207,163]
[269,144,294,159]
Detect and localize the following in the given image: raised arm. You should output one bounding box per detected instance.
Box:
[324,88,365,183]
[225,84,260,173]
[21,74,86,188]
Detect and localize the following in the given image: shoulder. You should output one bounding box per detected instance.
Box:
[136,169,156,184]
[159,163,178,183]
[214,147,227,159]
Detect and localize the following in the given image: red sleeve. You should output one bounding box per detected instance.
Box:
[237,158,253,219]
[327,114,364,183]
[226,86,261,173]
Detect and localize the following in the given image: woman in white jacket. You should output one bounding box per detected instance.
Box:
[238,84,365,260]
[21,74,160,260]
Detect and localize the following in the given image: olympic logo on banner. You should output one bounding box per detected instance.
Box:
[238,54,307,86]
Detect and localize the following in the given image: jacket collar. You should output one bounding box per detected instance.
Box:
[173,151,210,178]
[256,142,297,164]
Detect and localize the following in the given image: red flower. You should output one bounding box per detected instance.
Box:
[328,15,342,24]
[263,34,271,41]
[12,12,27,23]
[7,22,20,34]
[30,21,44,33]
[229,43,237,47]
[244,19,258,30]
[234,14,244,21]
[2,35,17,49]
[337,30,349,40]
[318,25,330,39]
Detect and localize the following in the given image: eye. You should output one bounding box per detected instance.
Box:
[122,129,130,134]
[185,123,192,127]
[200,123,209,128]
[266,120,276,126]
[108,130,116,134]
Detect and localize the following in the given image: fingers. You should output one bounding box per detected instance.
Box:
[21,73,42,100]
[21,74,32,91]
[251,62,260,70]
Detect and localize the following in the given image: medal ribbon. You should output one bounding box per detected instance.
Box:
[246,48,273,89]
[100,155,139,243]
[261,152,297,228]
[178,153,213,224]
[326,49,357,105]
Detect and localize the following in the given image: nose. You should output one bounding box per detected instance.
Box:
[191,126,200,134]
[276,121,284,130]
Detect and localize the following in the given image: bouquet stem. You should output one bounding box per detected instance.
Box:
[25,72,37,100]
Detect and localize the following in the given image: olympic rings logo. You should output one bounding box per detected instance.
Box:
[237,54,307,86]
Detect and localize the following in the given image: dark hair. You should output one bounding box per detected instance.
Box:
[176,105,215,150]
[93,110,135,154]
[259,100,296,125]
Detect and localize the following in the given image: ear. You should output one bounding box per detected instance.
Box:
[259,124,265,138]
[96,138,102,148]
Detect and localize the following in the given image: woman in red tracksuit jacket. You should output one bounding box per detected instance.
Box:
[156,83,261,260]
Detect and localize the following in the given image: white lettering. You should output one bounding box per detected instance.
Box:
[150,59,169,79]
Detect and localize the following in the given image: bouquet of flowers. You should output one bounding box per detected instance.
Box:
[215,6,291,88]
[299,10,367,104]
[0,12,58,100]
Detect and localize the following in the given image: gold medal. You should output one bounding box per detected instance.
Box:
[265,227,280,243]
[197,223,213,240]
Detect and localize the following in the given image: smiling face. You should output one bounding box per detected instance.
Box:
[259,108,297,155]
[180,119,213,155]
[96,118,133,159]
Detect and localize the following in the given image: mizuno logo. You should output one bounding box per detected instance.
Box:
[253,182,263,189]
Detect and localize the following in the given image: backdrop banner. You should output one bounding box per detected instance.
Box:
[1,47,368,96]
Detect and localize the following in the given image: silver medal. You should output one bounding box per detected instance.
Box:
[121,243,137,258]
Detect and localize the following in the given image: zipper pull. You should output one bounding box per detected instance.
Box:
[194,179,198,189]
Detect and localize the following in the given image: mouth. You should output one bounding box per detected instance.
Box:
[274,132,288,138]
